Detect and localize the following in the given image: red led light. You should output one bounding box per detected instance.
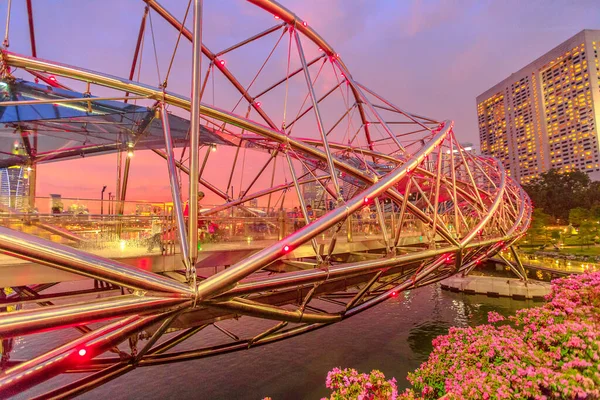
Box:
[274,15,280,19]
[48,75,57,81]
[78,349,87,357]
[318,47,323,52]
[255,101,261,108]
[363,197,369,203]
[392,291,397,297]
[302,21,308,27]
[219,59,226,67]
[283,245,290,252]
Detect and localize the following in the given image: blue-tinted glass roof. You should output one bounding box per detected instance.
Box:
[0,79,235,167]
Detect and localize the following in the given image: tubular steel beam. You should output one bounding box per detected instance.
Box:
[25,0,36,57]
[193,123,452,300]
[2,52,463,246]
[0,314,165,397]
[188,0,203,274]
[207,297,341,324]
[161,104,190,269]
[0,227,193,296]
[294,30,340,198]
[30,363,134,400]
[0,4,533,398]
[0,295,189,338]
[143,0,278,129]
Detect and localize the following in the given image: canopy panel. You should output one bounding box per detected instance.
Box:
[0,79,235,167]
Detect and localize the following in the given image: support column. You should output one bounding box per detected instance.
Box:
[188,0,203,281]
[293,30,340,200]
[161,104,190,268]
[118,156,131,216]
[285,153,322,262]
[27,164,35,211]
[509,245,528,283]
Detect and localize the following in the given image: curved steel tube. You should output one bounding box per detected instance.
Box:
[0,226,193,296]
[194,123,452,300]
[0,2,532,396]
[0,294,190,338]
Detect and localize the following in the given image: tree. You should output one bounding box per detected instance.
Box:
[590,203,600,220]
[523,169,591,221]
[569,207,590,226]
[578,221,596,249]
[528,208,551,243]
[585,181,600,209]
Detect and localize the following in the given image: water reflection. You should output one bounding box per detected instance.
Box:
[407,320,451,358]
[15,284,538,400]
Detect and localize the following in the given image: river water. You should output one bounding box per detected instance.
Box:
[15,284,536,399]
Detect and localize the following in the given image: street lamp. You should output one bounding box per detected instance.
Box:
[100,186,107,215]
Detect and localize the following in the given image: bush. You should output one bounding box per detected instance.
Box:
[322,368,398,400]
[322,272,600,399]
[405,271,600,399]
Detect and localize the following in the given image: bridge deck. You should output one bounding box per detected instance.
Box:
[0,232,429,287]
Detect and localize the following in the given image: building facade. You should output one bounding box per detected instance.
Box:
[301,165,326,209]
[0,166,30,210]
[477,30,600,184]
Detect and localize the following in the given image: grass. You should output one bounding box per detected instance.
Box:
[556,246,600,256]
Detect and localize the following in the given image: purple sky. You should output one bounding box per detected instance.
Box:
[1,0,598,203]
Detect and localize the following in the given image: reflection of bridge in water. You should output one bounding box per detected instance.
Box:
[0,0,531,397]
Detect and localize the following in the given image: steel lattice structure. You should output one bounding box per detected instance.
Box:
[0,1,531,398]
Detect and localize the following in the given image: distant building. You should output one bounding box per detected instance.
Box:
[459,142,478,155]
[477,30,600,184]
[301,165,325,208]
[447,142,478,156]
[0,166,30,210]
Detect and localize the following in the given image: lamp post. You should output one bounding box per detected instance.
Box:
[100,185,107,215]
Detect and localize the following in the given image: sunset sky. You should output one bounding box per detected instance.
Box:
[1,0,598,205]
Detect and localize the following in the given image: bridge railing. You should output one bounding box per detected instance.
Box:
[0,198,467,257]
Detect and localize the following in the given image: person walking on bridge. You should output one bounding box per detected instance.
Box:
[147,217,163,252]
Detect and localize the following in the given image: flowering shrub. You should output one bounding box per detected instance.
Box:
[404,271,600,399]
[321,272,599,399]
[322,367,398,400]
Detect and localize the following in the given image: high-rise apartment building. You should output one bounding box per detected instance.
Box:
[477,30,600,184]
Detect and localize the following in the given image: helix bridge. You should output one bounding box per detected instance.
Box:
[0,0,531,397]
